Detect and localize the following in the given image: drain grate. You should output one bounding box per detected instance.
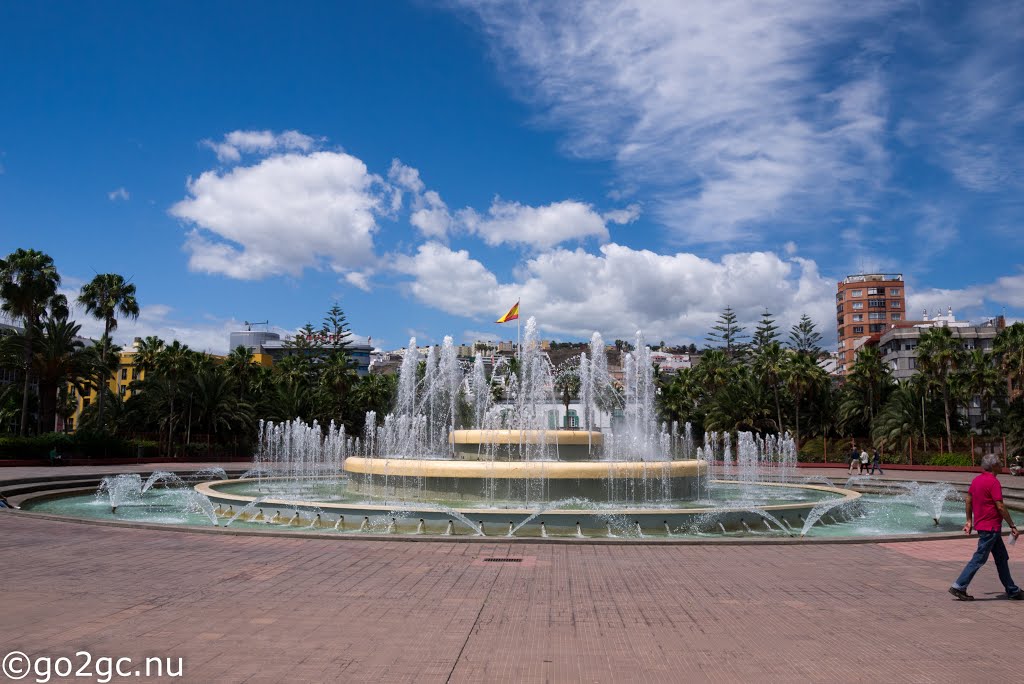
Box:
[482,557,522,563]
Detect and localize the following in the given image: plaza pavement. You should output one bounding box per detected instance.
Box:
[1,464,1022,683]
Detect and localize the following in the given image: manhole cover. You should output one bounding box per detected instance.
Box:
[482,557,522,563]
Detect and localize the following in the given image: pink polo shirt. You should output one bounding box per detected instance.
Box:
[969,471,1004,533]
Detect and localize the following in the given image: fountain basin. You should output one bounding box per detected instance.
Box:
[195,478,859,535]
[449,429,603,460]
[343,456,705,502]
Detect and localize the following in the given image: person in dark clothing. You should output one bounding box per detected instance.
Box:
[848,443,860,475]
[869,448,883,475]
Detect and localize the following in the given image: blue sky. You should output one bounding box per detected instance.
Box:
[1,1,1021,353]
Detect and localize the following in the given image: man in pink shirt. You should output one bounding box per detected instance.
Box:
[949,454,1021,601]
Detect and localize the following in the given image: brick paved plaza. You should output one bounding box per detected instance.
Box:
[2,466,1022,683]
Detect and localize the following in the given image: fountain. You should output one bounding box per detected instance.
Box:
[23,317,967,540]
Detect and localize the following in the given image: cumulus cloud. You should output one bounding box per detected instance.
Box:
[171,151,386,280]
[108,187,130,201]
[456,1,898,243]
[394,241,836,344]
[460,198,610,249]
[202,129,318,163]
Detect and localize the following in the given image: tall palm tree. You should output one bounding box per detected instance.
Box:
[78,273,139,428]
[783,351,826,449]
[0,248,67,435]
[846,345,891,424]
[31,315,91,432]
[753,341,787,433]
[154,341,194,454]
[916,326,964,452]
[225,345,256,399]
[959,349,1002,431]
[994,322,1024,401]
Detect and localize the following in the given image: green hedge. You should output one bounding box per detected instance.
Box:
[0,434,159,460]
[919,452,973,467]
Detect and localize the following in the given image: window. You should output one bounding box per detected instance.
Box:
[890,288,901,297]
[852,314,863,322]
[890,301,901,308]
[868,299,885,308]
[869,324,885,333]
[120,368,128,380]
[869,312,885,320]
[850,289,863,297]
[853,326,864,334]
[851,302,864,310]
[891,314,902,321]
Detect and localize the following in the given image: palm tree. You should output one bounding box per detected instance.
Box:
[225,345,256,400]
[994,322,1024,401]
[959,348,1002,430]
[704,369,778,434]
[154,341,195,455]
[132,335,165,377]
[0,248,67,435]
[871,382,923,456]
[916,326,964,453]
[783,351,826,449]
[846,345,891,425]
[752,342,787,433]
[31,315,91,432]
[695,349,733,396]
[78,273,140,428]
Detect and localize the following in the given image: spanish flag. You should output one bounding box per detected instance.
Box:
[496,300,520,324]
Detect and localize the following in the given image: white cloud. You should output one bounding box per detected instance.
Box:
[202,129,318,163]
[171,151,386,280]
[108,187,130,201]
[457,1,897,242]
[602,204,641,225]
[394,241,836,344]
[460,198,610,249]
[344,271,373,291]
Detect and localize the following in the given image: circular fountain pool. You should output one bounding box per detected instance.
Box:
[19,472,967,541]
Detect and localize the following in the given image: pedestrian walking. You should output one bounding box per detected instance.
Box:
[949,454,1021,601]
[869,448,883,475]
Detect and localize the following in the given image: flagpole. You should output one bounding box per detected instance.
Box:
[516,301,524,362]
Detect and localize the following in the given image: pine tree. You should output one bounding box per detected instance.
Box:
[322,303,353,348]
[788,314,823,357]
[705,306,749,360]
[752,308,780,352]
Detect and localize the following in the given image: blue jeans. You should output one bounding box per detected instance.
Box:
[953,530,1020,594]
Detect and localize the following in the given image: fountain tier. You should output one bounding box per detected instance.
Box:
[449,429,603,460]
[343,456,704,502]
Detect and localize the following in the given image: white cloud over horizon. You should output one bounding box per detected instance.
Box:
[393,241,837,344]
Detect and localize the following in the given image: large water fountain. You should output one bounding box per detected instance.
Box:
[21,317,966,539]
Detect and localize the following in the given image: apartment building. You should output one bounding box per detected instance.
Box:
[835,274,906,375]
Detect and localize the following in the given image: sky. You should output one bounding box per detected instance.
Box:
[0,1,1021,354]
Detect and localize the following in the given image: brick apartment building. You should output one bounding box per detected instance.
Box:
[836,273,906,375]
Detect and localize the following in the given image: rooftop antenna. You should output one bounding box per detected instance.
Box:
[244,320,268,331]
